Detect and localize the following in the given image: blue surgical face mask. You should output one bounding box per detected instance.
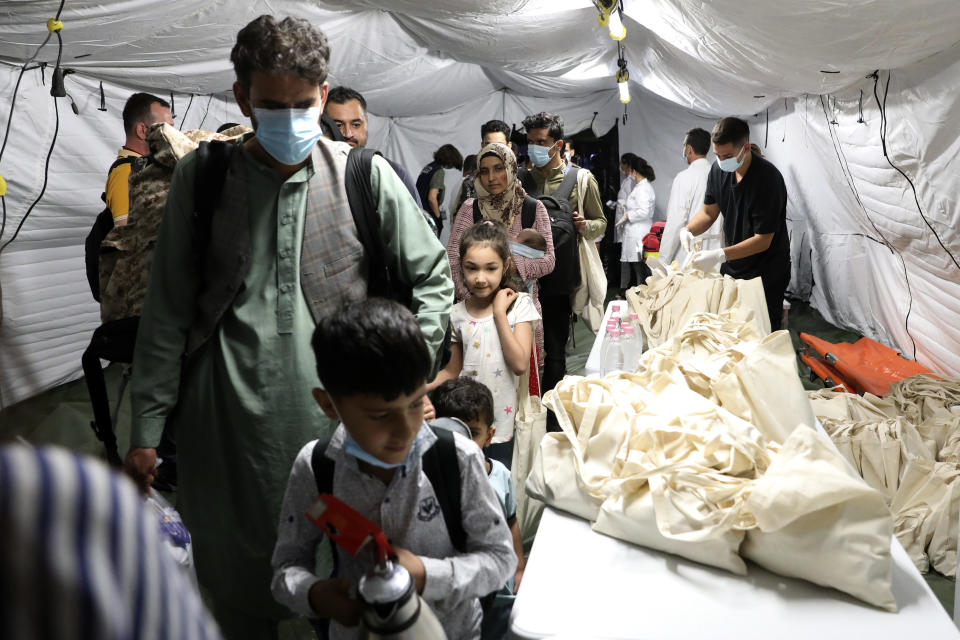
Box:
[252,106,323,165]
[343,431,419,470]
[717,145,747,173]
[528,143,555,168]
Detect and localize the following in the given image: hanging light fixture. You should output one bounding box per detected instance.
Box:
[595,0,617,26]
[616,46,631,104]
[608,5,627,41]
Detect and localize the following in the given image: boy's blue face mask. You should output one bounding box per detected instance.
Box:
[343,431,420,470]
[252,106,323,165]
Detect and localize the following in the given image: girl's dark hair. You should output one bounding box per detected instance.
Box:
[629,156,656,182]
[463,154,478,173]
[459,222,525,294]
[434,144,464,170]
[620,152,638,165]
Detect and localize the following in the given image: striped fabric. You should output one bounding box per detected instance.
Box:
[0,445,223,640]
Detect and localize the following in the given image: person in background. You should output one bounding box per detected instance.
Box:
[0,443,224,640]
[521,111,606,398]
[430,377,526,640]
[453,154,479,216]
[681,116,791,330]
[124,16,452,639]
[481,118,511,147]
[617,156,656,292]
[271,299,514,640]
[106,92,173,226]
[660,128,720,265]
[417,144,463,237]
[610,152,637,289]
[324,86,423,208]
[446,142,555,370]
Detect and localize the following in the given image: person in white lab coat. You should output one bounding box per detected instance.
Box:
[617,155,656,288]
[611,152,638,288]
[660,128,722,265]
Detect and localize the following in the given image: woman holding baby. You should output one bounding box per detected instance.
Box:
[446,142,555,372]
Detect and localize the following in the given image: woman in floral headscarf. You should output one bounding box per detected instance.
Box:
[447,142,555,373]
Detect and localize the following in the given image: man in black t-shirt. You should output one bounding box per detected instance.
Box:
[680,117,791,330]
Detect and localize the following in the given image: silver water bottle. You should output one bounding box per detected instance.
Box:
[358,559,447,640]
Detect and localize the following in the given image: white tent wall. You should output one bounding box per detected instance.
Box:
[747,48,960,376]
[0,64,625,409]
[2,0,960,407]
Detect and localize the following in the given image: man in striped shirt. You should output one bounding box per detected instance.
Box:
[0,443,223,640]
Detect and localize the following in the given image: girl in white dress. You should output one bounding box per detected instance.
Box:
[617,155,657,289]
[429,222,541,467]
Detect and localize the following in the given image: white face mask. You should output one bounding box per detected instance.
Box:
[717,145,747,173]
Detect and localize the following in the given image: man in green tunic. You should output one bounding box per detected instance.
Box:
[123,15,453,639]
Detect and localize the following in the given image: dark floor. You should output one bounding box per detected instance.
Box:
[0,297,954,623]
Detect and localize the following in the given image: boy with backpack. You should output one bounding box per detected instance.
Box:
[430,377,527,640]
[520,112,606,402]
[271,299,515,640]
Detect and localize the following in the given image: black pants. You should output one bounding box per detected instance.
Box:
[539,293,572,432]
[629,260,652,288]
[761,266,791,332]
[539,293,572,394]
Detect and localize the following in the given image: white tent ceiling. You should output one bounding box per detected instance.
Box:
[1,0,959,407]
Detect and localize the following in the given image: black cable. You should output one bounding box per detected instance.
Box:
[179,93,195,131]
[818,92,918,359]
[0,25,64,255]
[873,70,960,273]
[197,93,216,131]
[0,92,60,255]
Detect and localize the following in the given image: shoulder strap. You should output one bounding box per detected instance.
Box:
[193,141,238,266]
[553,166,580,203]
[520,195,538,229]
[311,438,336,496]
[107,155,137,173]
[472,198,481,224]
[422,427,466,553]
[518,168,537,195]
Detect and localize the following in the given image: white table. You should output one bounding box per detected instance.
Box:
[585,301,632,377]
[510,507,958,639]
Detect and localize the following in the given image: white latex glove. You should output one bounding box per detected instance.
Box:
[690,248,727,273]
[679,228,696,253]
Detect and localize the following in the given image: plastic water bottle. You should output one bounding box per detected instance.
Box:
[621,324,640,372]
[601,328,624,376]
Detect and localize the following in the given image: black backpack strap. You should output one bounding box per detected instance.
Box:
[518,167,537,195]
[193,141,238,268]
[345,147,400,302]
[520,195,538,229]
[553,167,581,205]
[472,198,482,224]
[422,427,466,553]
[311,438,336,495]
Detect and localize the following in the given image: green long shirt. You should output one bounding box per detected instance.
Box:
[129,143,452,620]
[530,161,608,241]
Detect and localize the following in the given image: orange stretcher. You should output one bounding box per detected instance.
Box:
[799,349,855,393]
[799,332,932,396]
